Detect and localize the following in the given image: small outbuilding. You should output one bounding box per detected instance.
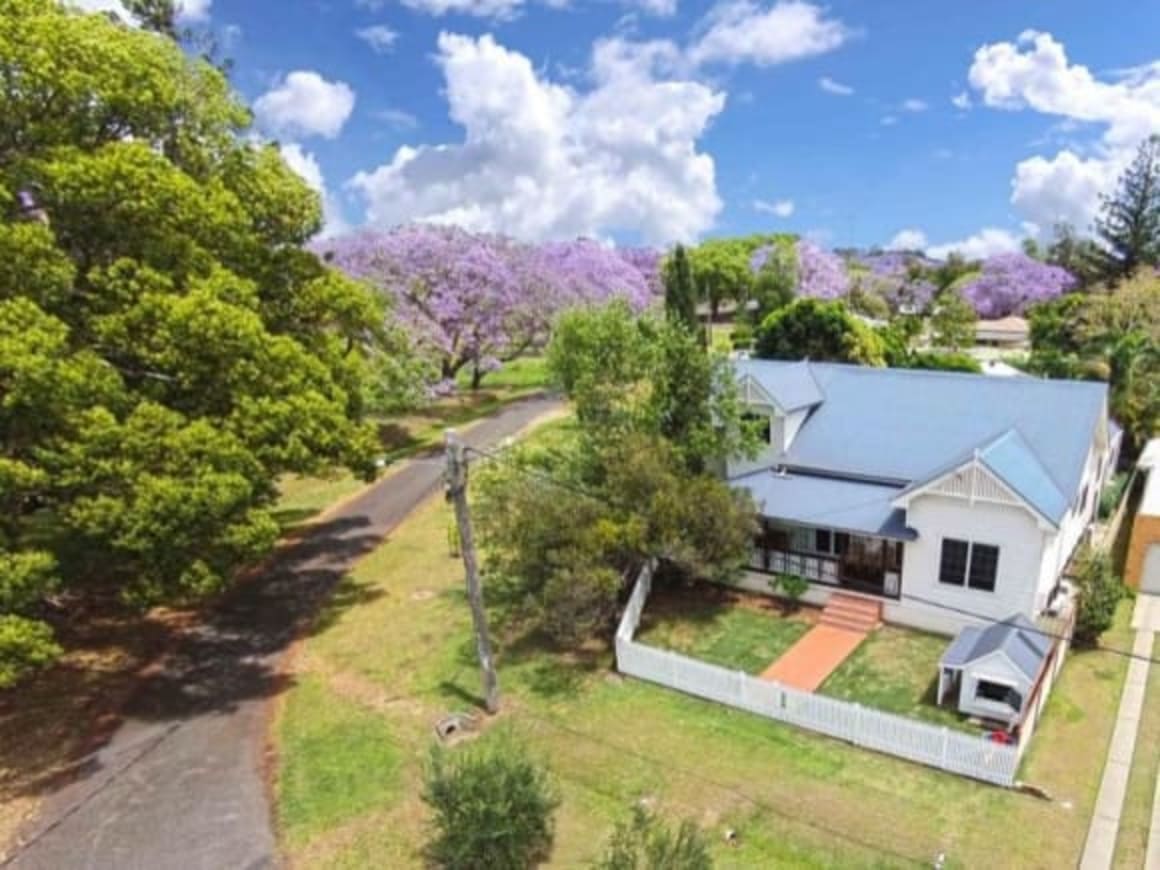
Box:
[937,614,1052,726]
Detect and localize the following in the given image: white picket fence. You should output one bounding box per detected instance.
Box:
[616,565,1021,787]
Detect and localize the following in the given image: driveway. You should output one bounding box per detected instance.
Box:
[4,395,561,870]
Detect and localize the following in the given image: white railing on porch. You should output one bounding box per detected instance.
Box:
[750,548,901,598]
[616,565,1021,788]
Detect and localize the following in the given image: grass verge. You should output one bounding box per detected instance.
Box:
[273,490,1138,868]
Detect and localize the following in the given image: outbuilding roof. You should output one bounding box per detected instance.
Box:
[940,614,1052,681]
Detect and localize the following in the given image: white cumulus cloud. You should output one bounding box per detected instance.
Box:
[901,98,927,112]
[348,32,724,244]
[886,228,927,251]
[925,227,1021,261]
[967,30,1160,232]
[280,143,348,238]
[819,76,853,96]
[754,198,794,217]
[951,90,971,110]
[68,0,211,22]
[356,25,399,54]
[254,71,356,140]
[688,0,850,68]
[394,0,674,18]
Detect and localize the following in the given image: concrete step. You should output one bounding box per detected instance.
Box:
[820,615,877,633]
[820,593,882,633]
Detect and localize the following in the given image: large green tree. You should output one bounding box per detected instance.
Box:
[1094,135,1160,282]
[0,1,404,684]
[754,298,886,365]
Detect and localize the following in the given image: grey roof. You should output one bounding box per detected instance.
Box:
[733,360,1106,524]
[731,470,916,540]
[736,358,824,412]
[940,614,1052,680]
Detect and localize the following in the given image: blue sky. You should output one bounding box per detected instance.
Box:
[88,0,1160,254]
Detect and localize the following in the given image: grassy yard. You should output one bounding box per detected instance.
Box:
[636,581,814,673]
[820,627,977,732]
[273,490,1139,869]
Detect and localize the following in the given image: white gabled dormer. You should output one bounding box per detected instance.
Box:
[727,361,824,478]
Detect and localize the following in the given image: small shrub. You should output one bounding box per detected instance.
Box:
[422,733,559,869]
[593,804,713,870]
[1098,472,1130,520]
[772,573,810,609]
[730,323,754,350]
[1073,548,1124,646]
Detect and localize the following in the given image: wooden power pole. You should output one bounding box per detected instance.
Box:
[444,430,500,714]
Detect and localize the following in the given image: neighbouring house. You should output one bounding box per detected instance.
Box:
[1126,439,1160,593]
[937,614,1052,726]
[974,315,1030,349]
[726,360,1120,636]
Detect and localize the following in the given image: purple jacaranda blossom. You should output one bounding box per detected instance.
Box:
[317,225,658,383]
[795,240,850,299]
[959,253,1077,318]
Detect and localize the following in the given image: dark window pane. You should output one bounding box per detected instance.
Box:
[815,530,832,554]
[886,541,903,572]
[939,539,969,586]
[975,680,1022,709]
[834,533,849,555]
[968,544,999,592]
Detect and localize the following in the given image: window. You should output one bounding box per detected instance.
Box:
[791,527,812,552]
[975,679,1023,710]
[938,539,970,586]
[742,412,772,445]
[815,529,832,554]
[939,539,999,592]
[967,543,999,591]
[834,532,850,556]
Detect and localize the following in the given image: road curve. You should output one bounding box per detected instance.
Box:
[6,395,562,870]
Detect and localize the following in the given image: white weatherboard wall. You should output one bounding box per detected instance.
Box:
[899,494,1043,632]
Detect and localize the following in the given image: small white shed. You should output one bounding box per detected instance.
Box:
[937,614,1051,726]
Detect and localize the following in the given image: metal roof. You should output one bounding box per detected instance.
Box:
[730,469,916,540]
[735,358,824,412]
[732,360,1106,522]
[976,429,1068,524]
[940,614,1051,680]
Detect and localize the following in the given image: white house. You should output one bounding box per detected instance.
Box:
[726,360,1120,636]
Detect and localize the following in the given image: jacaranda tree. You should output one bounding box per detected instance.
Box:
[959,253,1076,319]
[0,0,403,685]
[321,227,658,389]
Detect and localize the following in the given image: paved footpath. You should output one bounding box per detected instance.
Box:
[4,395,560,870]
[1080,593,1160,870]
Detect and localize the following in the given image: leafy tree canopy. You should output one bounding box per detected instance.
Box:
[1094,135,1160,282]
[755,298,886,366]
[0,0,406,684]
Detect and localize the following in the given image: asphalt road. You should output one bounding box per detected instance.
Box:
[6,395,561,870]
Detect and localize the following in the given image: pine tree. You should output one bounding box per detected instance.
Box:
[1094,135,1160,282]
[663,244,699,335]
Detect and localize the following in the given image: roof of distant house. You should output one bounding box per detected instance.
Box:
[975,316,1029,336]
[940,613,1052,681]
[732,360,1108,525]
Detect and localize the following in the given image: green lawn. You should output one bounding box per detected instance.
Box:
[636,582,813,673]
[820,626,977,732]
[273,488,1138,869]
[455,355,551,392]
